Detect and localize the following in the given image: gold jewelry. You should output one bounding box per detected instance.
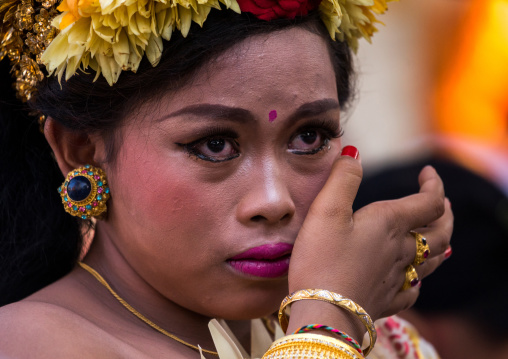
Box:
[410,231,430,266]
[58,165,110,220]
[78,262,219,356]
[0,0,59,102]
[278,289,376,357]
[402,265,419,291]
[262,333,362,359]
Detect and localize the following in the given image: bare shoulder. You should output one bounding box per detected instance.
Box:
[0,300,129,358]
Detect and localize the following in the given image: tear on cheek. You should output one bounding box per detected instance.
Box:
[268,110,277,122]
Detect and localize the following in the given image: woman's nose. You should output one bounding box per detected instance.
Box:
[235,160,296,225]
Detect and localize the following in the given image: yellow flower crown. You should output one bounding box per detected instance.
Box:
[0,0,398,101]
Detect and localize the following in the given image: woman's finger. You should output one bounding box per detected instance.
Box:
[379,285,421,318]
[415,197,454,256]
[386,246,451,318]
[415,250,448,280]
[380,166,446,232]
[308,146,363,224]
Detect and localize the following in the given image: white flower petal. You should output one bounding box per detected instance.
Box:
[146,32,162,66]
[178,6,192,37]
[192,4,211,27]
[112,29,130,67]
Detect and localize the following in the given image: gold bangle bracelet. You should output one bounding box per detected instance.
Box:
[278,289,376,357]
[262,333,363,359]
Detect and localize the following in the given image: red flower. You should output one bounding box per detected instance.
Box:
[237,0,322,21]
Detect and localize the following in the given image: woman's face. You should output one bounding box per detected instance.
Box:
[103,27,342,319]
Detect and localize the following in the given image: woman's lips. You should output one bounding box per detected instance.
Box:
[227,243,293,278]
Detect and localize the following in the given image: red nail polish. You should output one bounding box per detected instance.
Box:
[341,145,359,159]
[418,281,422,288]
[444,247,452,259]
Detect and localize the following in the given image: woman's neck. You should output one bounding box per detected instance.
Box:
[81,228,224,354]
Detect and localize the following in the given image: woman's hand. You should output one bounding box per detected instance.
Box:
[286,147,453,339]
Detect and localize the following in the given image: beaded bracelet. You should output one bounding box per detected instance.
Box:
[293,324,363,355]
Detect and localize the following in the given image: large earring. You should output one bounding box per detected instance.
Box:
[58,165,111,220]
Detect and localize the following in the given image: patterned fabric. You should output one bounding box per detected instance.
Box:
[367,317,440,359]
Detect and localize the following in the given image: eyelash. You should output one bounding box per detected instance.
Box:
[176,120,343,162]
[176,127,240,163]
[289,119,343,156]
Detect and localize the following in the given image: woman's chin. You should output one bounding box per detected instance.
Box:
[195,287,287,321]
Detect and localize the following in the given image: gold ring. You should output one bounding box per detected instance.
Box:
[402,265,419,290]
[410,231,430,266]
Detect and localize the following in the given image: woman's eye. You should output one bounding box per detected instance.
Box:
[288,130,329,154]
[184,137,240,162]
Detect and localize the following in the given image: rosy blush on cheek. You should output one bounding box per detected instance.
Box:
[268,110,277,122]
[140,181,198,225]
[112,159,198,228]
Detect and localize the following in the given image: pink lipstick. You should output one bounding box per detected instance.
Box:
[228,243,293,278]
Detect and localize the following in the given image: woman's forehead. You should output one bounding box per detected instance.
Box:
[212,27,331,73]
[141,29,338,120]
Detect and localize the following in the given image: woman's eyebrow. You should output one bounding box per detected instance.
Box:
[157,104,254,123]
[157,98,339,123]
[286,99,340,123]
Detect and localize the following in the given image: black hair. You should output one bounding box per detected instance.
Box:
[0,58,82,306]
[0,9,355,306]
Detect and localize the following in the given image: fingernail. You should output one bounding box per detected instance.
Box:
[418,281,422,288]
[341,145,359,159]
[444,246,452,259]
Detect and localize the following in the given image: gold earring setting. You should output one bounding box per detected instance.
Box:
[58,165,110,219]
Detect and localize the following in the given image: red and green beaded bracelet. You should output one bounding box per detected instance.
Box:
[292,324,364,356]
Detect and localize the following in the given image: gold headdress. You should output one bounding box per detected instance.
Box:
[1,0,398,101]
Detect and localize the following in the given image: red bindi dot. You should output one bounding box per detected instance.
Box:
[268,110,277,122]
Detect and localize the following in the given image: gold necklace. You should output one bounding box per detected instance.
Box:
[78,262,219,356]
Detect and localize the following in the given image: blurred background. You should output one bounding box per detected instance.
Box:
[344,0,508,194]
[345,1,508,357]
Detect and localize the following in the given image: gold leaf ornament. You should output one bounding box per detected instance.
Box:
[0,0,59,101]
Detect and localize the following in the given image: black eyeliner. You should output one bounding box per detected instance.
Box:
[175,126,240,163]
[175,126,239,147]
[294,119,342,139]
[289,118,342,155]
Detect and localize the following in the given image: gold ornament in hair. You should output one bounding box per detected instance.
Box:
[0,0,59,101]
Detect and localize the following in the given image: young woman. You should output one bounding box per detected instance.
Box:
[0,0,453,357]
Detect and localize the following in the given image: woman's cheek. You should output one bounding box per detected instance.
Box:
[134,175,202,227]
[291,159,337,213]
